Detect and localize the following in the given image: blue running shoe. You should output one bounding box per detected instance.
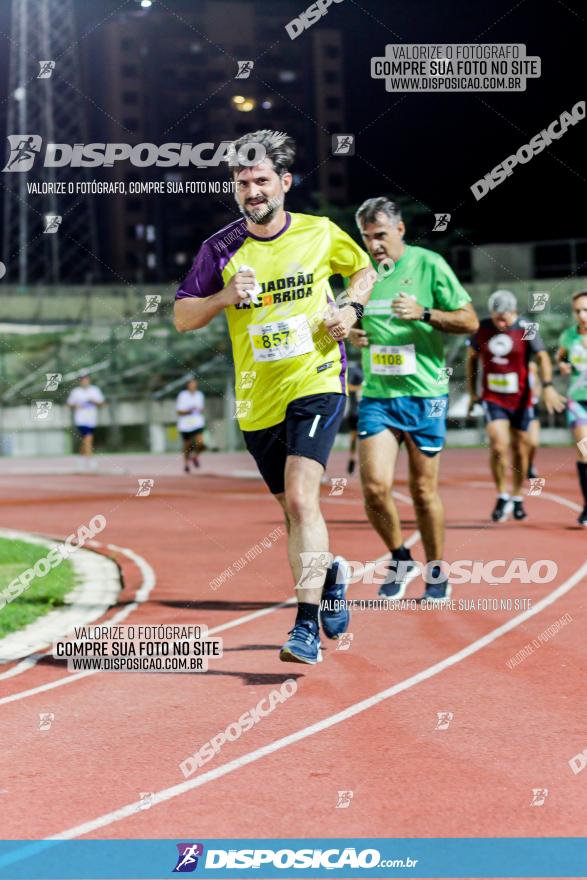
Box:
[280,620,322,664]
[419,580,452,602]
[378,557,419,598]
[320,556,350,639]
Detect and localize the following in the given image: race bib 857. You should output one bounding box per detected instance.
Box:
[248,315,314,363]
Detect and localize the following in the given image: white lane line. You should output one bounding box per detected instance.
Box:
[0,522,422,703]
[540,491,582,513]
[47,556,587,840]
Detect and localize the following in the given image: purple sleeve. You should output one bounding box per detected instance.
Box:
[175,241,223,300]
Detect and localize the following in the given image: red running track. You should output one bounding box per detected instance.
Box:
[0,448,585,846]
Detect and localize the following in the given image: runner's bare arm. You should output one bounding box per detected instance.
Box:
[535,349,566,413]
[345,266,378,307]
[174,270,255,332]
[325,267,377,340]
[466,347,481,412]
[392,296,479,334]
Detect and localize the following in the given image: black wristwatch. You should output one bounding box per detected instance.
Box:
[345,301,364,321]
[542,381,553,388]
[421,307,432,323]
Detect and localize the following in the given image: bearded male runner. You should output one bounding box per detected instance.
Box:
[175,130,375,663]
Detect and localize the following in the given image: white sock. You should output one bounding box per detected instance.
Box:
[511,496,522,503]
[499,492,510,501]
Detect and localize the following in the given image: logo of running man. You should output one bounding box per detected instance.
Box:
[336,790,354,808]
[569,748,587,776]
[130,321,148,340]
[336,632,354,651]
[44,215,62,234]
[136,479,154,497]
[298,551,332,589]
[436,367,453,383]
[173,843,204,872]
[143,294,161,313]
[530,788,548,806]
[32,400,53,420]
[528,477,546,496]
[39,712,54,731]
[234,400,252,419]
[238,370,256,390]
[427,398,447,418]
[435,711,453,730]
[329,477,347,496]
[432,213,451,231]
[3,135,42,172]
[235,60,254,79]
[529,292,550,312]
[44,372,62,391]
[521,322,539,341]
[332,134,355,156]
[38,60,55,79]
[138,792,154,810]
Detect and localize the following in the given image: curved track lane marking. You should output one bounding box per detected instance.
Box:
[0,543,156,689]
[0,529,421,703]
[0,490,418,698]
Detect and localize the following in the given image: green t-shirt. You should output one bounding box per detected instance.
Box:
[559,325,587,400]
[361,245,471,399]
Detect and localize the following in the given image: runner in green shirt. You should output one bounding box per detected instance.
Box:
[556,289,587,525]
[349,197,479,601]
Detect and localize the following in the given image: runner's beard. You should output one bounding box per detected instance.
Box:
[240,195,282,225]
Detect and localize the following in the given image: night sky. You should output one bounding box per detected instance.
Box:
[0,0,584,246]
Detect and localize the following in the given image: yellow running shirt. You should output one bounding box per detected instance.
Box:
[176,212,370,430]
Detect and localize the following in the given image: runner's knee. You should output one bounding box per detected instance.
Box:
[410,478,438,508]
[363,479,391,509]
[285,488,320,523]
[490,441,509,459]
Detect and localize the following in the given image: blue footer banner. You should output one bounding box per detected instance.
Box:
[0,838,585,879]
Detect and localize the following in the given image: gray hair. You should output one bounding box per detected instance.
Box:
[355,197,402,229]
[488,289,518,314]
[226,129,295,175]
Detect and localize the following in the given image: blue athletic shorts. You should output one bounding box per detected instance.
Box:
[358,395,448,457]
[482,400,534,432]
[77,425,95,437]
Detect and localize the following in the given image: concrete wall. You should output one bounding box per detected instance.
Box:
[0,397,232,457]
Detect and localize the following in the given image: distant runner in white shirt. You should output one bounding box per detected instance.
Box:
[66,374,105,467]
[176,377,206,472]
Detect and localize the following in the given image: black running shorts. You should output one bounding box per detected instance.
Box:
[243,393,346,495]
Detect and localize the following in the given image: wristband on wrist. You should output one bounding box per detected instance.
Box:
[345,301,364,321]
[542,381,553,388]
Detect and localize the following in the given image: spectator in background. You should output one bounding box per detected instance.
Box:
[176,377,206,472]
[66,374,105,471]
